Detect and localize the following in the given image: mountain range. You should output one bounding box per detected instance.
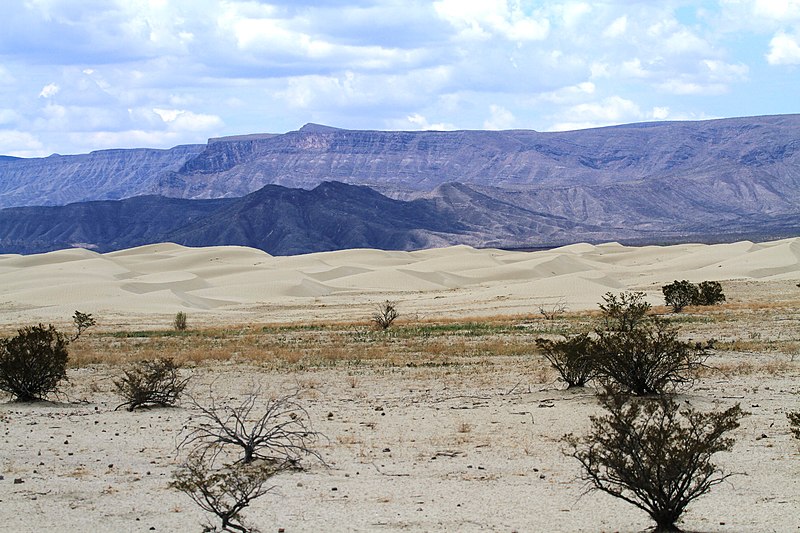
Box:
[1,114,798,255]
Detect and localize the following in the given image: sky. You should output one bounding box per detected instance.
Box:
[0,0,798,157]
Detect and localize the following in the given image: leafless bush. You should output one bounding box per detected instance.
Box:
[180,389,324,467]
[538,298,568,320]
[172,456,280,533]
[536,333,596,388]
[174,389,324,532]
[114,357,190,411]
[371,300,398,330]
[564,393,744,532]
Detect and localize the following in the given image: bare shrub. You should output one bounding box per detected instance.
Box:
[371,300,398,330]
[174,389,324,532]
[180,389,324,467]
[174,311,188,331]
[538,298,568,320]
[114,357,190,411]
[564,393,744,532]
[172,456,280,533]
[536,333,596,388]
[0,324,69,401]
[789,411,800,441]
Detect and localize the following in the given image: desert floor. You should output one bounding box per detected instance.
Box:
[0,239,799,532]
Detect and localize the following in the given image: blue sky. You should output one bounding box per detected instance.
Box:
[0,0,798,157]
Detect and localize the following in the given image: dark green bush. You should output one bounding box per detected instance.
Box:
[789,411,800,441]
[663,280,726,312]
[536,333,596,388]
[598,291,651,332]
[564,393,744,532]
[0,324,69,401]
[696,281,726,306]
[662,280,699,313]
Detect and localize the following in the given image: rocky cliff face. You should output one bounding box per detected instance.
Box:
[0,144,204,208]
[0,115,798,252]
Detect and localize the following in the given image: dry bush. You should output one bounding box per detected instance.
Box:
[0,324,69,401]
[172,456,280,533]
[371,300,398,330]
[564,394,744,533]
[174,389,324,532]
[114,357,190,411]
[180,389,324,467]
[536,333,596,388]
[539,298,568,320]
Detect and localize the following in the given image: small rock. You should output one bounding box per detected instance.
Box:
[13,478,23,484]
[383,448,391,452]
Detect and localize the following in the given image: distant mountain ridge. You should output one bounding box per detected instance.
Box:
[0,114,798,254]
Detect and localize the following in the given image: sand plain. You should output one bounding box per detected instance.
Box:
[0,239,798,532]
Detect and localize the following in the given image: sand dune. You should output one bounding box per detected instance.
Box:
[1,238,798,327]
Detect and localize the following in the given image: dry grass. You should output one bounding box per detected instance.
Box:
[8,296,797,382]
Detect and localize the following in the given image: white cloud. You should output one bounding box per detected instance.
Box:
[153,108,223,131]
[535,81,595,104]
[651,106,670,120]
[39,83,60,98]
[0,130,44,157]
[403,113,457,131]
[550,96,642,131]
[0,109,21,125]
[766,32,800,64]
[434,0,549,42]
[603,15,627,38]
[483,104,515,130]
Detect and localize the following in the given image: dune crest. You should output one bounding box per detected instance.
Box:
[1,238,798,326]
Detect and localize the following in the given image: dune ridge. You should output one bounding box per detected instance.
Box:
[1,238,798,326]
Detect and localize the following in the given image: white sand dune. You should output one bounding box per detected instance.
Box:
[1,238,798,327]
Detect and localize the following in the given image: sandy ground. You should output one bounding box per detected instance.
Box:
[0,239,799,532]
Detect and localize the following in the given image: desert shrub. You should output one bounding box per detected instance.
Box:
[663,280,726,312]
[789,411,800,440]
[71,310,96,341]
[180,390,324,467]
[696,281,726,306]
[536,333,596,388]
[114,357,190,411]
[174,311,188,331]
[175,390,323,532]
[564,393,744,532]
[598,291,651,332]
[172,456,280,533]
[662,280,699,313]
[594,315,706,396]
[371,300,398,330]
[592,292,706,396]
[0,324,69,401]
